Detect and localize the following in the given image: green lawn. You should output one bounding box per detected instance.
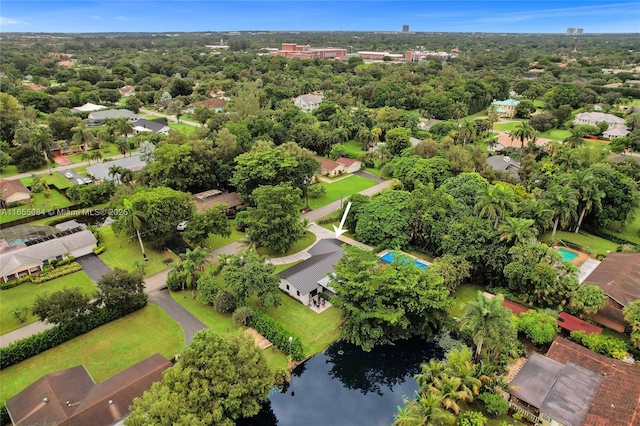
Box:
[585,141,611,150]
[533,100,545,108]
[343,140,366,157]
[308,175,377,210]
[99,225,178,276]
[605,207,640,245]
[539,128,571,141]
[1,271,96,335]
[169,122,197,136]
[462,111,488,120]
[20,173,73,190]
[256,230,316,258]
[204,220,246,251]
[539,230,619,256]
[66,144,121,164]
[0,304,184,404]
[0,190,74,224]
[72,165,88,174]
[449,284,483,319]
[0,165,19,178]
[143,115,163,121]
[363,167,383,177]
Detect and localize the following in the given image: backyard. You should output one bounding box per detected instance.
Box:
[604,206,640,245]
[20,173,73,190]
[169,122,197,136]
[308,174,377,210]
[0,190,75,224]
[98,225,178,276]
[539,230,619,256]
[256,230,316,258]
[539,128,571,141]
[0,271,96,334]
[0,304,184,403]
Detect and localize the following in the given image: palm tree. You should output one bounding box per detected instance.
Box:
[115,117,134,155]
[30,126,54,175]
[121,198,147,260]
[564,127,585,148]
[520,199,554,234]
[426,374,473,414]
[90,150,103,164]
[394,394,455,426]
[569,170,604,233]
[544,184,579,240]
[357,126,376,151]
[460,292,513,362]
[487,106,500,133]
[458,119,475,146]
[108,165,123,184]
[510,121,537,155]
[81,152,91,165]
[329,108,347,130]
[119,169,135,185]
[238,234,258,252]
[116,138,130,157]
[498,216,538,245]
[181,247,208,298]
[70,122,95,153]
[474,184,518,229]
[452,101,468,125]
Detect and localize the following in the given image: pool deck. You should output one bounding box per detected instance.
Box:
[554,246,590,266]
[378,250,430,266]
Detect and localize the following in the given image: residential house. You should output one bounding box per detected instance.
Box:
[6,353,171,426]
[86,156,146,183]
[485,155,520,179]
[51,139,87,155]
[279,239,345,306]
[294,94,323,112]
[316,157,345,177]
[187,98,228,113]
[192,191,250,216]
[0,227,97,283]
[509,336,640,426]
[0,179,31,206]
[336,157,362,173]
[582,252,640,333]
[603,127,630,139]
[133,118,170,135]
[71,103,106,113]
[491,99,520,118]
[118,85,135,97]
[573,112,626,128]
[593,102,604,111]
[488,133,549,152]
[87,109,138,126]
[418,118,442,131]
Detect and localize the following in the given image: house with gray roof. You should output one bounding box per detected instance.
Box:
[279,239,345,306]
[87,156,146,183]
[0,228,97,283]
[485,155,521,179]
[133,118,170,135]
[294,93,323,112]
[87,109,138,126]
[574,112,626,128]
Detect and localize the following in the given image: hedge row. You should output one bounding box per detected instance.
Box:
[583,226,639,248]
[246,310,305,361]
[31,262,81,284]
[570,330,629,360]
[0,276,32,290]
[93,246,106,255]
[0,301,146,370]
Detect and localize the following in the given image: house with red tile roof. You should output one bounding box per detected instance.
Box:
[0,178,31,206]
[336,157,362,174]
[316,157,345,177]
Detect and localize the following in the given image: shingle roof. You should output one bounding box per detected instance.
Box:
[0,178,30,203]
[316,157,342,171]
[295,94,322,105]
[583,253,640,307]
[88,109,137,121]
[574,112,625,125]
[280,239,344,296]
[86,156,146,181]
[546,337,640,426]
[336,157,360,167]
[485,155,520,171]
[603,127,630,137]
[133,118,169,133]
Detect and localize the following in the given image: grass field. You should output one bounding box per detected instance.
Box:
[0,191,74,224]
[308,175,377,210]
[67,144,121,164]
[539,128,571,141]
[99,225,178,276]
[256,230,316,258]
[72,165,88,174]
[0,304,184,404]
[20,172,73,190]
[0,164,50,178]
[204,220,246,251]
[605,207,640,245]
[449,283,483,319]
[170,122,197,136]
[493,121,522,132]
[0,271,96,335]
[343,140,366,157]
[540,230,619,256]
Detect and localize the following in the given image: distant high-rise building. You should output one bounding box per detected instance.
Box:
[576,28,584,35]
[567,27,576,35]
[402,25,409,33]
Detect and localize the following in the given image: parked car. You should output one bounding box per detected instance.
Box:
[65,172,73,178]
[76,178,85,185]
[176,221,188,231]
[82,177,92,184]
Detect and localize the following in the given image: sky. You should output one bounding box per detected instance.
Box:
[0,1,638,33]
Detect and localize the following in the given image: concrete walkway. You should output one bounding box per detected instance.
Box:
[1,321,55,348]
[149,289,207,346]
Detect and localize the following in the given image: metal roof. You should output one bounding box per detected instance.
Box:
[279,239,344,296]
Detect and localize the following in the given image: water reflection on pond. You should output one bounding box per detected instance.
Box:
[240,337,443,426]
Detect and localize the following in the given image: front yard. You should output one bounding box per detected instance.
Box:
[0,271,96,335]
[0,304,184,403]
[308,174,377,210]
[0,190,74,224]
[20,173,73,190]
[98,225,178,276]
[256,230,316,258]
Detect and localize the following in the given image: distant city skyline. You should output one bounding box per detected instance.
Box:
[1,1,639,33]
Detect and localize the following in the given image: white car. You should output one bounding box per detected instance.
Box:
[65,172,73,179]
[82,177,92,184]
[176,221,188,231]
[76,178,85,185]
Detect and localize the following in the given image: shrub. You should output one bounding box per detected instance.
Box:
[93,246,106,255]
[213,289,237,313]
[478,392,508,417]
[570,331,629,360]
[0,275,32,290]
[317,216,339,225]
[234,210,251,231]
[307,184,326,198]
[457,411,488,426]
[232,306,253,326]
[246,310,304,360]
[31,262,82,284]
[516,310,558,345]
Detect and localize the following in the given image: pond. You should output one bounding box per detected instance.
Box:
[239,337,443,426]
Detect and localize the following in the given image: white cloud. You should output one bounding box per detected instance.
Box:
[0,16,28,26]
[90,15,102,20]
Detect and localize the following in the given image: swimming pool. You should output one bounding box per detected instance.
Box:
[380,251,429,269]
[557,248,579,262]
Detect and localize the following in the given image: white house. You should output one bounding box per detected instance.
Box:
[294,94,323,112]
[573,112,626,128]
[603,127,630,139]
[279,239,344,306]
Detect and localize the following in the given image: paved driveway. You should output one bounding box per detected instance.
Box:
[76,254,112,283]
[149,289,207,345]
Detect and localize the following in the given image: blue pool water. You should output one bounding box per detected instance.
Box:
[557,248,579,262]
[380,251,429,269]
